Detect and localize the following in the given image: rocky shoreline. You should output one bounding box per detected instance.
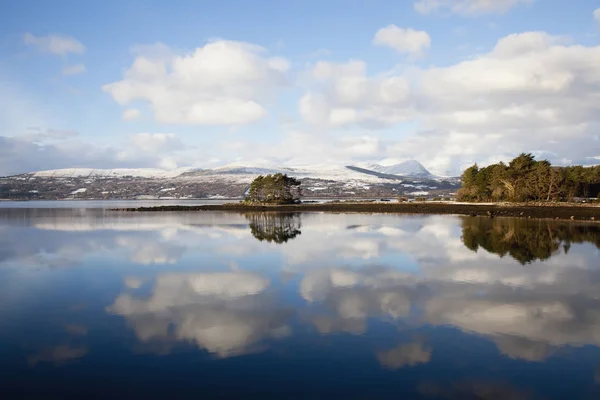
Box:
[115,202,600,221]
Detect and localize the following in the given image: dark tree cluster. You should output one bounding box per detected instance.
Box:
[458,153,600,202]
[461,217,600,265]
[245,173,302,204]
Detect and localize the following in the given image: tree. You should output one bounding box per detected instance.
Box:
[245,173,302,204]
[457,154,600,203]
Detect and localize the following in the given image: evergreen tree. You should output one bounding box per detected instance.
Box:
[245,173,302,204]
[457,154,600,202]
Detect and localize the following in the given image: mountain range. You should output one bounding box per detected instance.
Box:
[0,160,460,200]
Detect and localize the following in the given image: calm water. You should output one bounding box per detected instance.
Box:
[1,206,600,399]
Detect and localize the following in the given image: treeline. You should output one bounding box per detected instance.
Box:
[458,153,600,202]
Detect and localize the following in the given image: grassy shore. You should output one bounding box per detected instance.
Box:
[114,201,599,221]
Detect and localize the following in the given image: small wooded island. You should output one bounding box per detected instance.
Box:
[243,173,302,205]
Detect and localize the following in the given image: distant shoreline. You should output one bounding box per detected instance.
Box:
[114,202,600,222]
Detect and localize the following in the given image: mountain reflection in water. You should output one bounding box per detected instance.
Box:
[1,208,599,398]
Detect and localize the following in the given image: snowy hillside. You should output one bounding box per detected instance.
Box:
[1,160,461,200]
[32,167,199,179]
[354,160,434,179]
[184,163,396,184]
[25,161,437,182]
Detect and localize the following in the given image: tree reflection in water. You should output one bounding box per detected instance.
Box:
[461,217,600,264]
[244,212,302,244]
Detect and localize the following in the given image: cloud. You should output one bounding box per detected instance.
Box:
[103,40,289,126]
[0,135,116,176]
[300,31,600,175]
[108,272,292,357]
[115,236,186,265]
[595,8,600,23]
[122,108,141,121]
[492,335,553,361]
[377,341,432,369]
[299,60,412,129]
[373,25,431,57]
[23,33,85,55]
[124,277,144,289]
[65,324,89,336]
[414,0,533,16]
[62,63,86,76]
[0,131,191,176]
[28,345,88,366]
[130,133,185,153]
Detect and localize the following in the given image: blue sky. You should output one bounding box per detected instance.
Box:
[1,0,599,176]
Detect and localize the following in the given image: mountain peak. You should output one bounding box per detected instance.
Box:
[353,160,434,178]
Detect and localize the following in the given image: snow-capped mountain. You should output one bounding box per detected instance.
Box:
[1,161,460,200]
[189,163,404,183]
[32,167,199,179]
[25,161,435,181]
[353,160,434,179]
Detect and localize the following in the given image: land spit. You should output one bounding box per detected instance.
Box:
[115,202,600,221]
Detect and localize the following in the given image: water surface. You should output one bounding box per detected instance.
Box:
[1,207,599,398]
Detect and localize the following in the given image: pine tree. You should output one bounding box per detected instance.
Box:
[244,173,302,204]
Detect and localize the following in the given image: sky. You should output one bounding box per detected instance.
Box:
[1,0,599,176]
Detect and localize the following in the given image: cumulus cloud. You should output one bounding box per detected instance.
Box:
[62,63,86,76]
[103,40,289,126]
[116,236,186,265]
[124,277,144,289]
[299,60,412,128]
[300,31,600,175]
[122,108,141,121]
[23,33,85,55]
[130,133,185,153]
[373,25,431,57]
[377,340,432,369]
[414,0,533,16]
[0,131,192,176]
[108,272,292,357]
[492,335,553,361]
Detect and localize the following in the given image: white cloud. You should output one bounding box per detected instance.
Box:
[0,131,192,176]
[62,63,86,76]
[414,0,533,16]
[130,133,185,153]
[122,108,141,121]
[103,40,289,126]
[299,60,412,128]
[594,8,600,23]
[373,25,431,57]
[107,272,289,357]
[23,33,85,55]
[377,341,432,369]
[300,31,600,175]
